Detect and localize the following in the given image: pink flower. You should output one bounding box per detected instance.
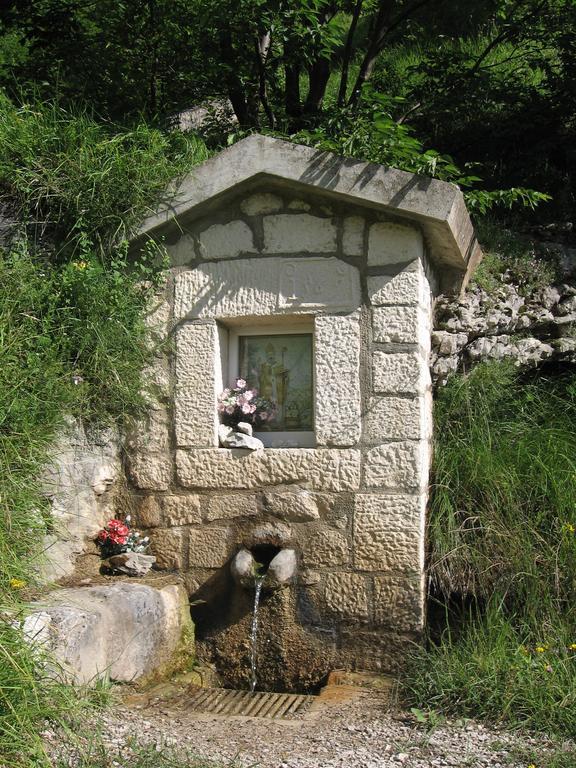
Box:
[235,378,247,388]
[243,390,254,401]
[241,403,252,414]
[226,405,235,415]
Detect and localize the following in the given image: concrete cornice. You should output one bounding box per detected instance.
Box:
[135,134,481,279]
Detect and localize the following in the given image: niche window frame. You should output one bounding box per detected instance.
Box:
[221,320,316,448]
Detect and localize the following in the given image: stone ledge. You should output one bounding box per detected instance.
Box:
[176,448,362,491]
[23,583,192,685]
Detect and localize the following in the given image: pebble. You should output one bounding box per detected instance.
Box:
[46,690,571,768]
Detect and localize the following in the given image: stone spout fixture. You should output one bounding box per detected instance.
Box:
[128,134,482,679]
[231,546,297,589]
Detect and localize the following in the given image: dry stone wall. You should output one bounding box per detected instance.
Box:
[126,184,438,675]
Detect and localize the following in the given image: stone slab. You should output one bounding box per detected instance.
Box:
[174,323,219,447]
[126,452,172,491]
[372,351,429,394]
[262,213,336,253]
[342,216,365,257]
[373,575,424,631]
[189,527,230,567]
[240,192,283,216]
[198,220,254,259]
[174,257,361,319]
[204,494,258,522]
[161,495,202,526]
[325,573,369,620]
[301,528,350,567]
[315,314,361,446]
[363,441,428,490]
[368,222,423,266]
[372,305,425,345]
[365,396,426,442]
[368,271,426,307]
[176,449,361,491]
[353,494,423,572]
[23,583,191,685]
[148,527,185,570]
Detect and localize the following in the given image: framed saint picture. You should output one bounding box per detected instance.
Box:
[238,333,314,432]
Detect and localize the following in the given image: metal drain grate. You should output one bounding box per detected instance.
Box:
[187,687,315,719]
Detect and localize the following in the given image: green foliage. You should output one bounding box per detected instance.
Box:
[404,362,576,735]
[288,89,550,213]
[472,218,558,295]
[0,93,207,258]
[405,605,576,736]
[0,97,207,765]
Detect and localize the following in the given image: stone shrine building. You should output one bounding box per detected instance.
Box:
[127,135,480,687]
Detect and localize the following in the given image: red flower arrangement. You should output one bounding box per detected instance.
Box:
[95,516,149,558]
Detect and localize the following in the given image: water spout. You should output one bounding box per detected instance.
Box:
[249,575,265,692]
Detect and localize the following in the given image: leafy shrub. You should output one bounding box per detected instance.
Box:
[0,97,207,765]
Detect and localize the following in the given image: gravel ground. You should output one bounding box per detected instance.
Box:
[47,684,572,768]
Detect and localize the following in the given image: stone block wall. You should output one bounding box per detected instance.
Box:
[126,185,436,674]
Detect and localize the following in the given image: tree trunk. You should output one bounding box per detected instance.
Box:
[337,0,364,107]
[303,56,331,116]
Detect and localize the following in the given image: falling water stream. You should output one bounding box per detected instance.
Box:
[249,575,265,692]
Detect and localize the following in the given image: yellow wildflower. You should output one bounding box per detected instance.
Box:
[72,260,88,270]
[9,578,26,589]
[569,643,576,651]
[535,645,547,653]
[527,764,536,768]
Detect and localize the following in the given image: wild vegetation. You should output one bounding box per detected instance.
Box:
[0,96,207,765]
[0,0,575,764]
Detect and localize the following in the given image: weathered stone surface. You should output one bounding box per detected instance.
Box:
[262,213,336,253]
[342,216,365,256]
[218,426,264,451]
[244,521,292,546]
[127,452,172,491]
[126,405,170,453]
[176,449,361,491]
[287,199,311,211]
[161,495,202,526]
[144,293,170,343]
[174,323,218,447]
[230,548,256,587]
[338,628,414,673]
[40,419,121,582]
[147,528,185,570]
[137,134,478,279]
[268,549,297,586]
[367,271,425,306]
[325,573,369,620]
[364,441,427,490]
[373,575,424,631]
[368,222,423,266]
[204,494,258,522]
[236,422,253,436]
[240,192,283,216]
[301,528,350,567]
[23,583,191,684]
[174,258,361,319]
[315,314,361,446]
[262,488,320,521]
[108,552,156,577]
[372,351,429,394]
[198,220,254,259]
[134,496,162,528]
[365,396,426,441]
[189,527,230,567]
[354,494,423,572]
[372,305,427,345]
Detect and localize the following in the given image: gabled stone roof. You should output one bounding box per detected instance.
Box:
[135,134,481,280]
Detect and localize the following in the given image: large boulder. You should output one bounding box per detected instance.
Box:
[23,582,192,685]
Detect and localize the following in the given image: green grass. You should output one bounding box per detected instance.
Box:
[0,95,208,766]
[404,362,576,737]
